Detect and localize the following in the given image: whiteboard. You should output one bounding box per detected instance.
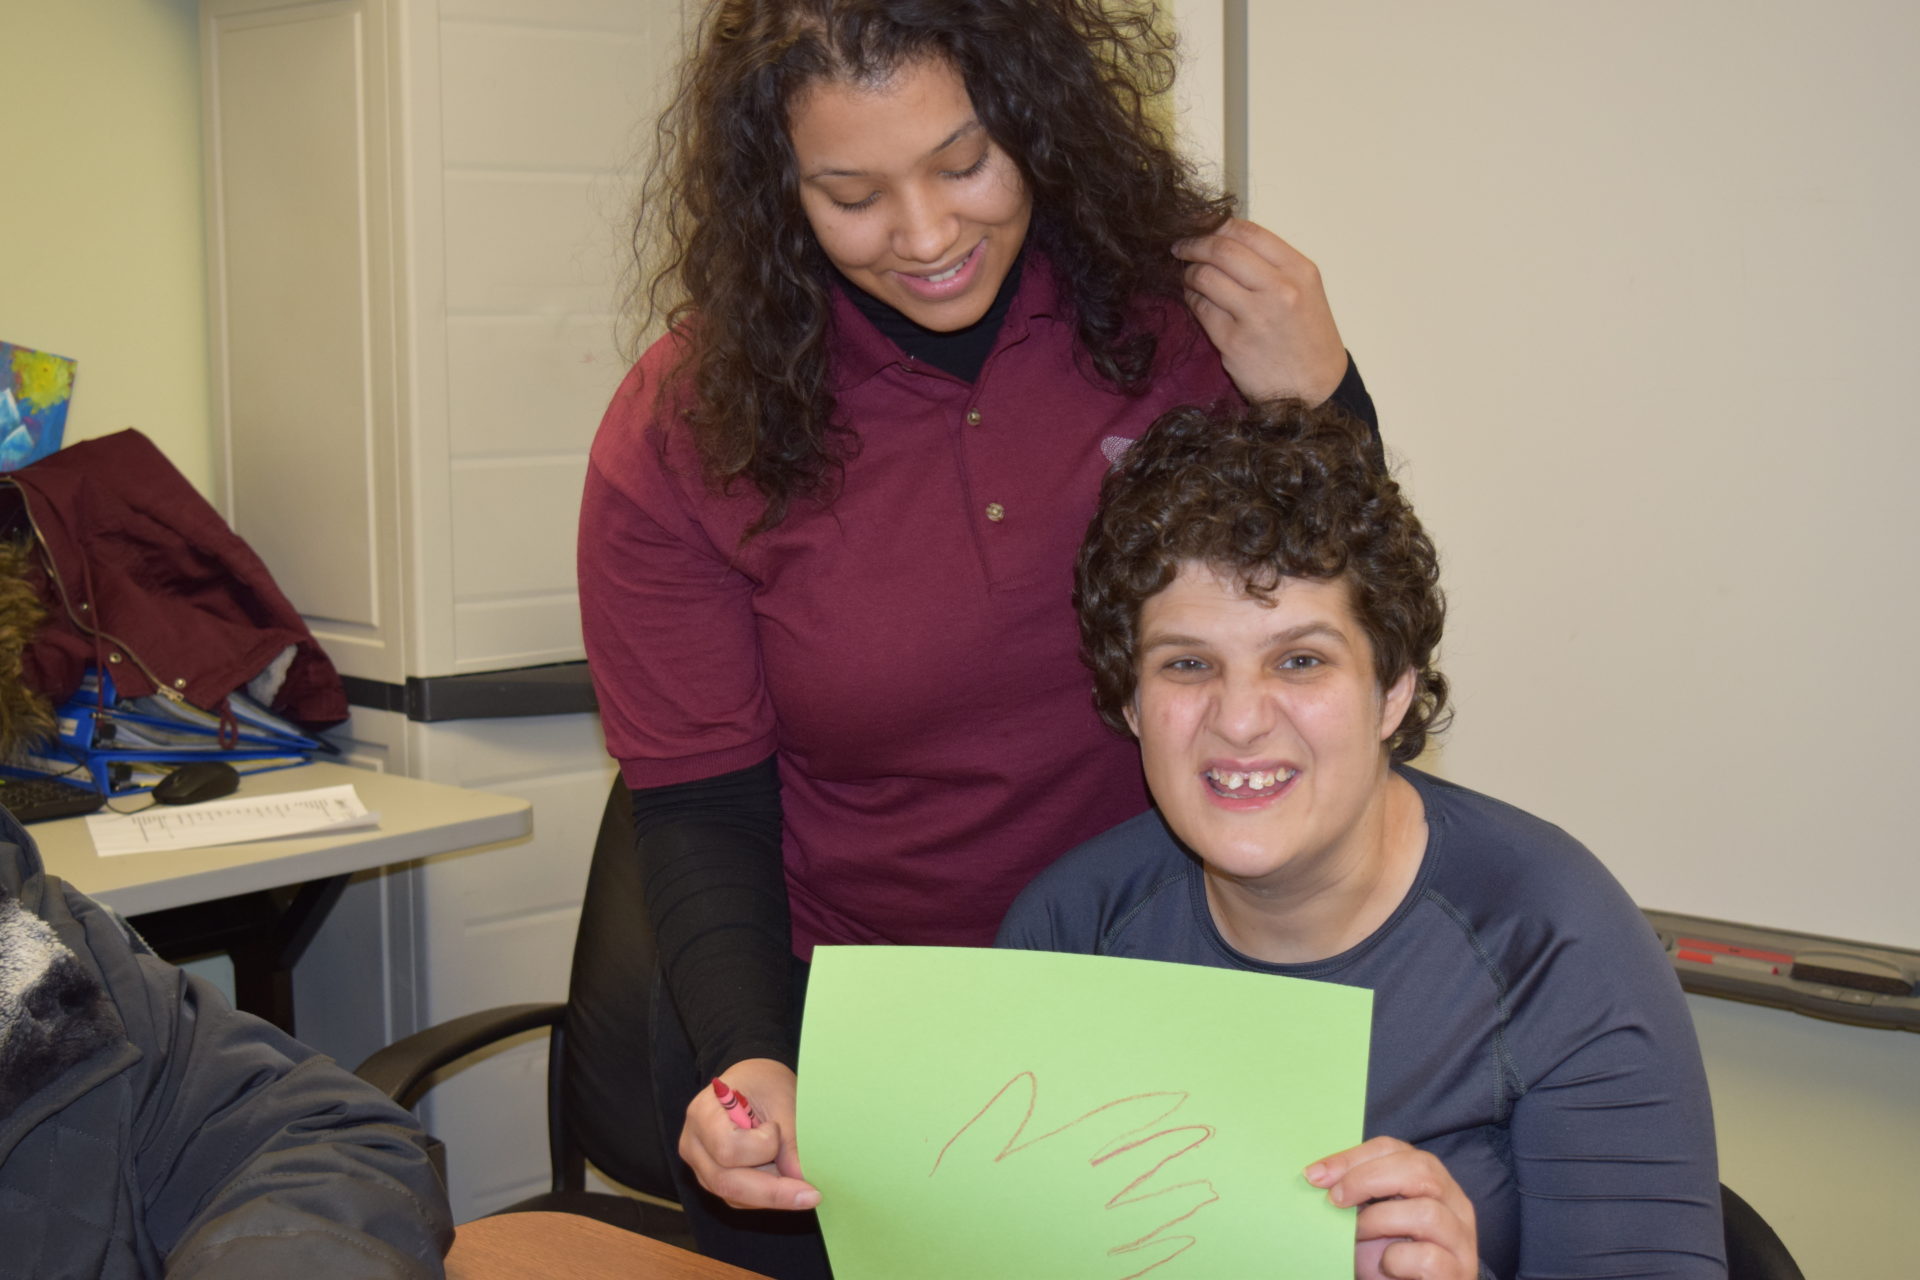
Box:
[1240,1,1920,947]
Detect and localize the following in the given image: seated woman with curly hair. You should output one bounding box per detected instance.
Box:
[999,400,1724,1279]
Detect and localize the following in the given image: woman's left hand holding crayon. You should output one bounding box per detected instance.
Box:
[679,1058,820,1213]
[1305,1136,1479,1280]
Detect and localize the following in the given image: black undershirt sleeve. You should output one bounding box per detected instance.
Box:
[1325,352,1386,470]
[629,755,796,1081]
[1327,352,1378,435]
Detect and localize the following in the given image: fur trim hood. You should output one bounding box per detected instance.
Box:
[0,824,120,1125]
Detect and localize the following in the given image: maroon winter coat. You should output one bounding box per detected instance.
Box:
[1,429,346,728]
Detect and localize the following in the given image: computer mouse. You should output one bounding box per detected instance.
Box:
[152,761,243,805]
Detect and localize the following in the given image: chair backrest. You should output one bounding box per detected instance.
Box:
[1722,1183,1804,1280]
[556,780,680,1200]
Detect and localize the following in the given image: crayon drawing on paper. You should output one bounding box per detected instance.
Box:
[799,946,1373,1279]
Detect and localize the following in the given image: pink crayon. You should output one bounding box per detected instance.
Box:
[712,1078,762,1130]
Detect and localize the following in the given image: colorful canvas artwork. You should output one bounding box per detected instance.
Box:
[0,340,77,471]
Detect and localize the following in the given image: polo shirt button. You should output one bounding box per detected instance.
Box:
[965,408,982,426]
[985,502,1005,522]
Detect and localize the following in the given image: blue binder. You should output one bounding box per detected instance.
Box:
[22,668,328,797]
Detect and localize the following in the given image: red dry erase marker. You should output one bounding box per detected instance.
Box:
[712,1079,762,1130]
[1676,936,1793,967]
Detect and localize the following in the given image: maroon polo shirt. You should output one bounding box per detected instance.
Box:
[580,259,1238,955]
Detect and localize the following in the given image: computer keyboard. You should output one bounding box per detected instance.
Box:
[0,775,106,823]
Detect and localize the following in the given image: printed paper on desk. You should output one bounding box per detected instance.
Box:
[798,946,1371,1280]
[86,784,380,856]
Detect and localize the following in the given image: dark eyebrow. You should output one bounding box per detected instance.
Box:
[1138,621,1351,655]
[1138,633,1209,655]
[1263,622,1350,648]
[805,120,983,180]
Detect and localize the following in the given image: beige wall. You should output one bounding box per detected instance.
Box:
[1237,1,1918,1274]
[3,0,212,494]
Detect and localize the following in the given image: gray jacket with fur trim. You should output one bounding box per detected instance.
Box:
[0,812,452,1278]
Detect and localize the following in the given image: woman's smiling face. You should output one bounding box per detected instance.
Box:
[1126,562,1414,894]
[787,58,1032,331]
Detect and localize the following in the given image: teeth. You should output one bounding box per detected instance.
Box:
[1208,768,1292,792]
[1205,771,1297,790]
[919,243,976,284]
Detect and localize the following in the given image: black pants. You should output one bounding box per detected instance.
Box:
[647,957,833,1280]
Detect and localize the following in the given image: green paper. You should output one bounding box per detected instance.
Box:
[799,947,1372,1279]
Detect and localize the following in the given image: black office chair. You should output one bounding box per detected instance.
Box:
[1722,1183,1804,1280]
[356,781,693,1249]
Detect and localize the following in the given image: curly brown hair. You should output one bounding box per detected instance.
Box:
[1074,399,1449,763]
[633,0,1233,535]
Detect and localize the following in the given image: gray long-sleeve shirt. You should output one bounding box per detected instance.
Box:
[998,766,1725,1279]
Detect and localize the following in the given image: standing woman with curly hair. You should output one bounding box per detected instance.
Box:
[579,2,1380,1271]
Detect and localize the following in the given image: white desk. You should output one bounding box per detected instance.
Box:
[27,761,532,1032]
[30,760,531,916]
